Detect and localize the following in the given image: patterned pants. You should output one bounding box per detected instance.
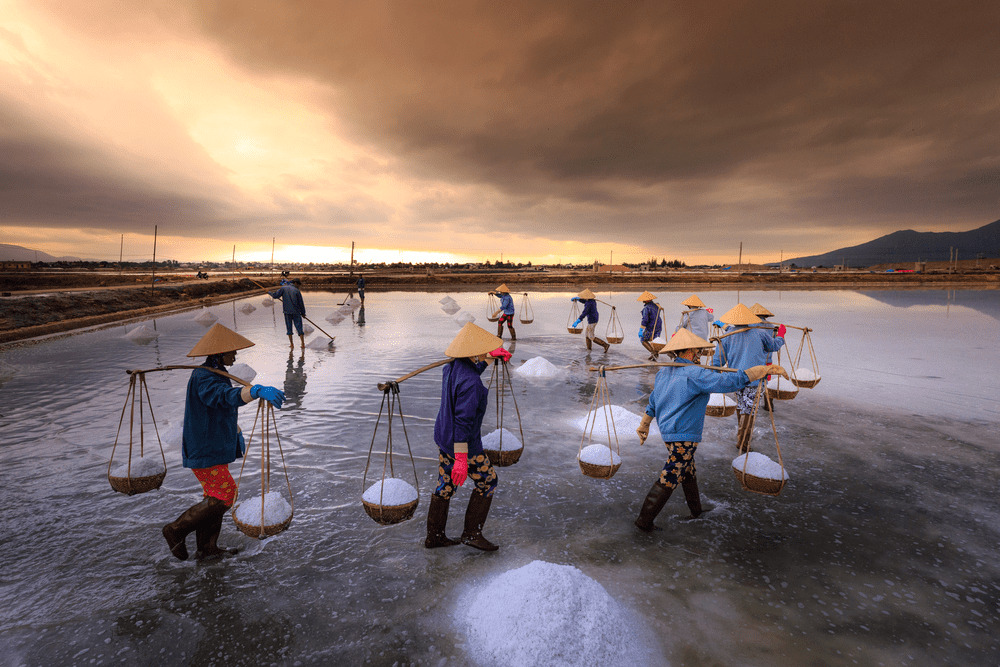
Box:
[434,452,498,499]
[736,385,758,415]
[498,313,514,326]
[192,464,237,506]
[658,441,698,489]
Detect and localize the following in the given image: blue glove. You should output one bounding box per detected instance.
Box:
[250,384,285,408]
[571,297,580,302]
[573,318,583,327]
[237,430,246,456]
[638,328,645,340]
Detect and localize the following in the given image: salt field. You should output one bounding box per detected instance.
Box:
[1,288,999,665]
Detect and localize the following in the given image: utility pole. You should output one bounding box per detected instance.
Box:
[150,225,158,295]
[779,249,783,273]
[119,234,124,275]
[738,242,742,272]
[232,245,236,280]
[350,241,355,276]
[271,237,275,277]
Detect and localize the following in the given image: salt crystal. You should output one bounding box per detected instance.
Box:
[306,336,332,349]
[482,428,523,452]
[514,356,564,379]
[124,324,159,345]
[707,393,733,407]
[795,367,818,381]
[239,303,256,315]
[110,455,163,478]
[261,296,274,307]
[767,376,798,393]
[194,309,218,325]
[234,491,293,526]
[363,478,418,506]
[228,363,257,383]
[732,452,789,480]
[574,405,659,441]
[579,443,621,466]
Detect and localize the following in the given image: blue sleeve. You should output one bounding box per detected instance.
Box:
[269,288,282,299]
[763,335,785,353]
[689,368,748,394]
[193,372,245,409]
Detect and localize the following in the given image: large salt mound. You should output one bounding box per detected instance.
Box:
[194,309,218,326]
[110,455,163,478]
[228,363,257,383]
[573,405,659,441]
[579,443,621,466]
[482,428,523,452]
[514,356,564,379]
[767,376,798,393]
[707,392,733,407]
[124,324,159,345]
[363,478,418,506]
[795,367,819,381]
[732,452,789,480]
[457,560,644,666]
[235,491,292,526]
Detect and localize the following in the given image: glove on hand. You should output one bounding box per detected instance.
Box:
[638,328,645,340]
[452,451,468,487]
[573,318,583,327]
[746,365,789,382]
[488,346,512,362]
[571,297,580,302]
[250,384,286,408]
[777,324,787,338]
[636,414,653,446]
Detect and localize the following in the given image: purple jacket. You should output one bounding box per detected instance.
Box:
[434,358,489,456]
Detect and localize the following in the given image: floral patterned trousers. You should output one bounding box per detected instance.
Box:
[434,452,498,499]
[658,441,698,489]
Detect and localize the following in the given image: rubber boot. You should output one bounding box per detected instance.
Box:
[737,414,755,453]
[508,325,516,341]
[194,497,239,560]
[461,491,499,551]
[497,324,504,338]
[424,494,460,548]
[163,498,215,561]
[634,481,673,532]
[595,337,611,353]
[681,476,711,520]
[586,337,592,351]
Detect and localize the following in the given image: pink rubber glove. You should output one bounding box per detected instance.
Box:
[489,346,512,362]
[707,308,713,313]
[777,324,786,338]
[452,452,468,487]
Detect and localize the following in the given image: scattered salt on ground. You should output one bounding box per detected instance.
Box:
[110,455,163,478]
[455,311,476,324]
[579,443,622,466]
[767,377,798,393]
[124,324,159,345]
[707,393,733,407]
[514,356,564,379]
[441,303,461,315]
[456,560,643,667]
[795,367,819,381]
[228,363,257,383]
[235,491,293,526]
[732,452,789,480]
[338,304,355,314]
[345,298,362,308]
[239,303,256,315]
[482,428,523,452]
[194,309,218,325]
[573,405,659,441]
[326,311,345,324]
[306,336,332,349]
[261,296,274,307]
[362,478,418,506]
[439,295,456,305]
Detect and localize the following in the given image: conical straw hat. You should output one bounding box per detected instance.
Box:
[749,303,774,317]
[494,283,510,294]
[663,327,713,353]
[445,322,503,358]
[717,303,762,326]
[187,323,255,357]
[637,290,657,302]
[681,294,706,308]
[577,288,596,300]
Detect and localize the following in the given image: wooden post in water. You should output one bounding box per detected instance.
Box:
[150,225,157,295]
[738,242,742,274]
[119,234,123,276]
[231,245,236,280]
[270,237,275,277]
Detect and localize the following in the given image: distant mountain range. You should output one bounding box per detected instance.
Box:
[0,243,81,262]
[781,219,1000,268]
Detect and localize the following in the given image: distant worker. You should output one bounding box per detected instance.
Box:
[676,294,715,340]
[490,283,517,341]
[270,278,307,349]
[637,291,663,360]
[162,324,285,561]
[571,288,610,353]
[356,274,366,302]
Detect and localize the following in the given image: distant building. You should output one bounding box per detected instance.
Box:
[0,261,31,270]
[594,263,632,273]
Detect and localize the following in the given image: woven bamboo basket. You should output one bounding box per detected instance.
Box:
[767,384,798,400]
[649,341,666,353]
[791,376,821,389]
[706,403,736,418]
[488,314,500,322]
[567,326,583,334]
[108,471,165,495]
[606,335,624,344]
[732,468,786,496]
[485,447,522,467]
[232,511,293,539]
[578,459,621,479]
[519,317,534,324]
[362,498,418,525]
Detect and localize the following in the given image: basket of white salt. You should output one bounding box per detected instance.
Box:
[791,367,821,389]
[362,477,419,525]
[732,451,788,496]
[705,392,736,417]
[108,371,168,495]
[487,292,500,322]
[578,443,622,479]
[766,376,798,400]
[232,490,293,538]
[482,427,523,467]
[648,336,667,353]
[108,455,166,495]
[567,299,583,333]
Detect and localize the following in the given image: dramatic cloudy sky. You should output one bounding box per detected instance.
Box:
[1,1,998,264]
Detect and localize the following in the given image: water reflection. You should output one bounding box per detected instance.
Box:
[284,350,307,409]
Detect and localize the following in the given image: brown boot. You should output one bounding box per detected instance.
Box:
[595,337,610,353]
[509,326,516,341]
[194,497,239,560]
[634,481,673,532]
[424,494,460,548]
[163,497,215,561]
[461,491,499,551]
[585,338,592,351]
[681,476,711,520]
[737,414,755,452]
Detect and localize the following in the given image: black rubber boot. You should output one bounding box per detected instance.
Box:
[424,494,460,548]
[595,337,611,353]
[508,326,516,341]
[194,497,239,560]
[681,476,711,520]
[634,481,673,532]
[461,491,499,551]
[163,498,215,561]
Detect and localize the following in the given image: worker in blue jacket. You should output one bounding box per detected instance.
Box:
[634,328,786,531]
[637,291,663,360]
[712,304,786,451]
[571,288,610,353]
[269,278,307,349]
[676,294,715,340]
[162,324,285,561]
[356,275,366,302]
[427,323,510,551]
[489,283,517,341]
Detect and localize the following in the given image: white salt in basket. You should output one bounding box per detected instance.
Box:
[362,478,419,525]
[578,444,622,479]
[732,452,788,496]
[705,392,736,418]
[482,428,523,467]
[232,491,294,538]
[791,367,821,389]
[108,455,166,495]
[766,376,799,401]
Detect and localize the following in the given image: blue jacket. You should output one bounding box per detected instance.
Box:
[269,284,306,316]
[182,365,247,469]
[434,358,489,456]
[645,359,750,442]
[640,301,662,340]
[356,276,365,289]
[712,326,785,386]
[579,299,599,324]
[676,308,714,340]
[498,293,515,315]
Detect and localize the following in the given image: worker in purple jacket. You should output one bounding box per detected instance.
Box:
[571,288,610,353]
[427,323,511,551]
[638,291,663,360]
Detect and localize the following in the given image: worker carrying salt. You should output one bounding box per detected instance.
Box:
[571,288,610,353]
[676,294,715,340]
[711,304,786,451]
[428,323,512,551]
[637,291,663,360]
[162,324,285,561]
[489,283,517,341]
[269,278,307,349]
[634,328,787,531]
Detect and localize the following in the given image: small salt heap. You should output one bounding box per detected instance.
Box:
[455,311,476,325]
[795,368,819,381]
[482,428,523,452]
[707,393,732,407]
[261,296,274,307]
[124,324,159,345]
[767,376,798,394]
[441,302,461,315]
[579,443,621,466]
[239,303,256,315]
[228,363,257,383]
[574,405,659,441]
[732,452,789,480]
[363,478,418,506]
[439,295,456,305]
[302,322,315,334]
[326,311,345,324]
[514,356,564,379]
[235,491,293,527]
[194,309,218,326]
[345,297,362,308]
[306,336,332,349]
[110,455,163,478]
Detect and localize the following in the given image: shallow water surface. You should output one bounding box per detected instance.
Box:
[0,288,998,665]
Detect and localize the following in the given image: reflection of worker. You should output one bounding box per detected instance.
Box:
[571,288,610,353]
[356,275,366,302]
[676,294,714,340]
[634,329,786,531]
[163,324,285,561]
[283,350,307,409]
[356,305,366,327]
[637,291,663,360]
[712,304,786,451]
[270,278,307,349]
[489,283,516,341]
[426,323,511,551]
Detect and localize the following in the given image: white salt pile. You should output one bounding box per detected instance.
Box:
[261,296,274,307]
[362,478,418,506]
[514,356,564,379]
[239,303,256,315]
[439,295,456,305]
[456,560,644,667]
[441,302,461,315]
[482,428,523,452]
[707,393,732,407]
[306,336,332,349]
[124,324,159,345]
[767,377,798,393]
[345,297,362,308]
[795,367,819,381]
[732,452,789,480]
[228,363,257,383]
[455,311,476,324]
[326,311,345,324]
[338,304,354,314]
[235,491,293,527]
[194,309,218,325]
[573,405,659,441]
[110,455,163,478]
[579,443,622,466]
[302,322,315,334]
